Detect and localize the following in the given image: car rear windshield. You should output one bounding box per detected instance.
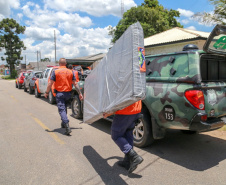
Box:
[200,54,226,81]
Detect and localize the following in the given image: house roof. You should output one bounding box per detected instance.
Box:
[144,27,210,47]
[66,53,106,66]
[27,62,57,69]
[72,53,106,61]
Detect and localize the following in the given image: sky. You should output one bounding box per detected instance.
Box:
[0,0,215,65]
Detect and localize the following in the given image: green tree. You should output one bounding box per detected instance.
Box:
[41,58,50,62]
[109,0,183,43]
[193,0,226,25]
[0,18,26,78]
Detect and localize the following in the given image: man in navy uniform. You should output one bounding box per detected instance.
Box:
[45,58,83,135]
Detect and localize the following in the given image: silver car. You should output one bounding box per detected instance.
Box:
[24,71,42,94]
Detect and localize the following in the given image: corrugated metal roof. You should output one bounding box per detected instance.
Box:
[66,53,106,67]
[70,53,106,61]
[28,62,56,68]
[144,27,210,47]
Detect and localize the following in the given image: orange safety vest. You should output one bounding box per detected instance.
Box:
[115,100,142,115]
[54,66,73,92]
[73,70,79,82]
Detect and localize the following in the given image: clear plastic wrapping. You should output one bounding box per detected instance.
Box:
[83,22,146,123]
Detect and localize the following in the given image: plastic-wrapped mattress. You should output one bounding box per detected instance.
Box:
[83,22,146,124]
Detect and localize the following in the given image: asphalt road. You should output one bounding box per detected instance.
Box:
[1,78,226,185]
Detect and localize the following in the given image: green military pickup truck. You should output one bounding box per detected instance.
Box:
[72,25,226,148]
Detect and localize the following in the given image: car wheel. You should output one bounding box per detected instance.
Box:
[35,86,41,98]
[71,95,83,119]
[29,85,34,94]
[18,83,22,89]
[24,85,27,92]
[133,109,154,148]
[48,90,56,104]
[15,82,18,88]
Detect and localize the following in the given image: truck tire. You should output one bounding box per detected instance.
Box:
[24,85,27,92]
[71,95,83,119]
[35,86,41,98]
[48,91,56,104]
[133,109,154,148]
[15,82,18,88]
[29,85,34,94]
[18,83,22,89]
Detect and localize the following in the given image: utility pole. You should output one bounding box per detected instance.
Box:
[37,51,39,70]
[54,30,56,64]
[25,55,26,65]
[39,51,41,62]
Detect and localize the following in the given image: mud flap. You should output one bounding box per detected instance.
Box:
[151,117,166,139]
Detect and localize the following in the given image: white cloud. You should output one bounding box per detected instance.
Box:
[0,14,5,21]
[0,0,20,16]
[181,19,190,25]
[44,0,136,17]
[25,27,61,41]
[17,13,23,19]
[186,26,196,31]
[22,26,112,62]
[22,3,92,29]
[9,0,136,64]
[177,8,194,18]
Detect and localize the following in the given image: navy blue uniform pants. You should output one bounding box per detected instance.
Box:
[111,113,140,154]
[55,92,71,124]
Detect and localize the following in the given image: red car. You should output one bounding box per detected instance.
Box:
[15,71,33,89]
[15,72,26,89]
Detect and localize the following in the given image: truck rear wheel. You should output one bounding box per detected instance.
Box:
[24,85,27,92]
[29,85,34,94]
[18,83,22,89]
[71,95,83,119]
[133,108,154,148]
[48,91,56,104]
[35,86,41,98]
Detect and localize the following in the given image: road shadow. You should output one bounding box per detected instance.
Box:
[82,145,142,185]
[91,118,112,133]
[144,130,226,171]
[45,127,82,136]
[91,119,226,171]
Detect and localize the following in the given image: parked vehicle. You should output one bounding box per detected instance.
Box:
[15,71,32,89]
[71,68,91,119]
[15,72,26,89]
[64,61,93,119]
[136,24,226,147]
[34,67,59,104]
[24,71,42,94]
[72,25,226,148]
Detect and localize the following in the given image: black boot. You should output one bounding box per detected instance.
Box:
[127,149,143,174]
[117,154,130,170]
[61,121,65,128]
[65,123,71,135]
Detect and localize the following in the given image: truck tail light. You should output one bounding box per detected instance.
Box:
[185,90,205,110]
